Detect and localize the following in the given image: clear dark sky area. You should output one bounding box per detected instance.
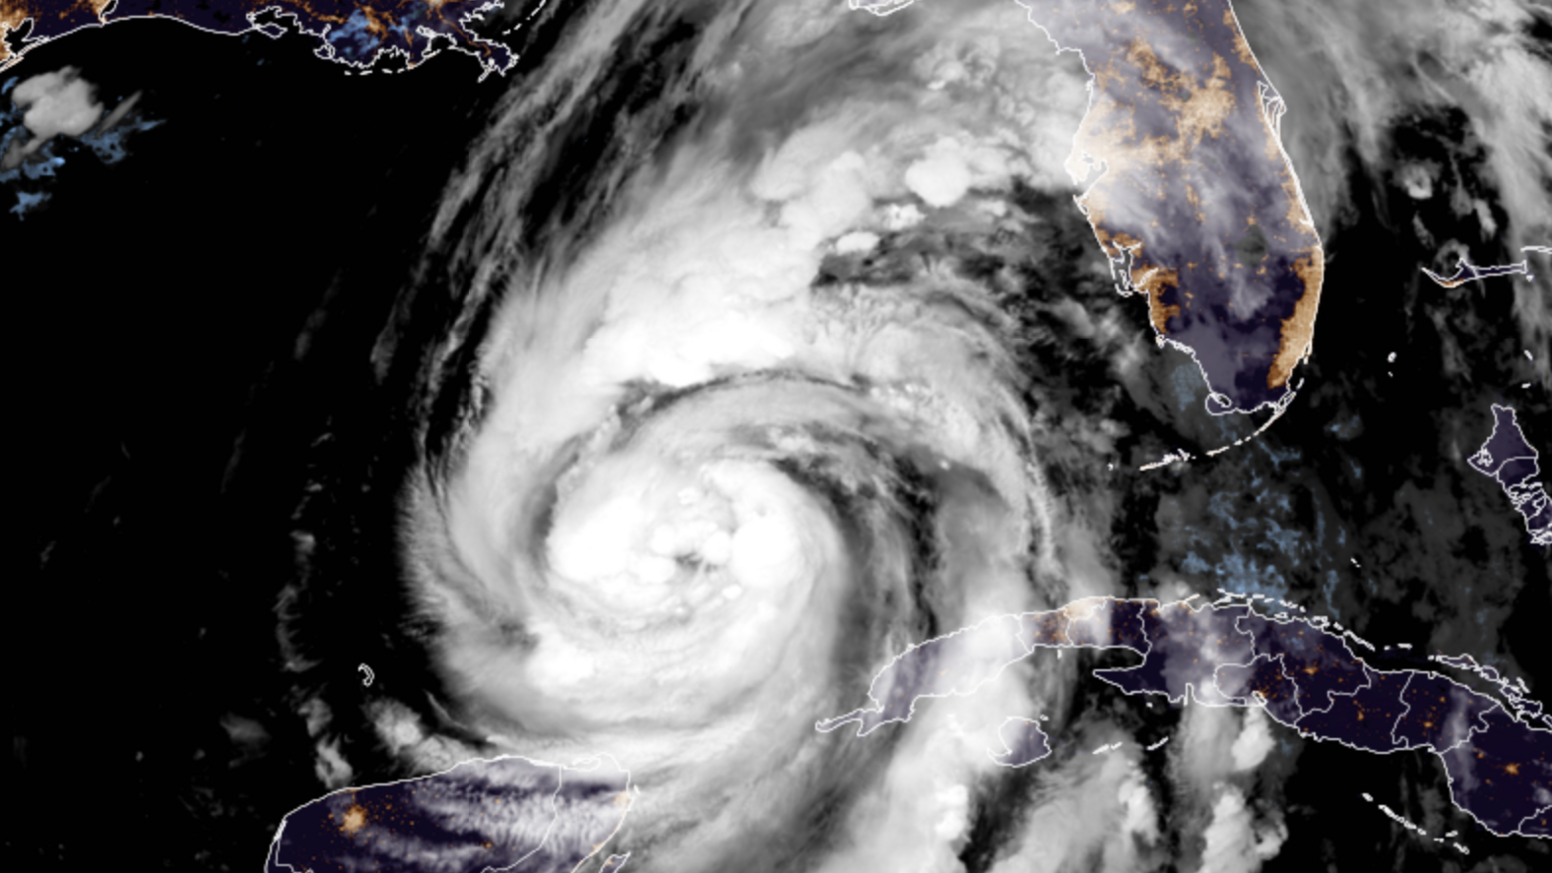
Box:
[6,19,503,868]
[4,8,1549,873]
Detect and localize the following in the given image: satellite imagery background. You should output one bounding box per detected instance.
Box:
[4,1,1551,872]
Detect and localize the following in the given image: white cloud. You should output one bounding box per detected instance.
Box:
[1174,699,1241,788]
[1,66,104,170]
[1230,706,1276,772]
[986,750,1153,873]
[313,739,353,788]
[14,67,102,140]
[905,137,974,207]
[1198,788,1287,873]
[1116,769,1160,844]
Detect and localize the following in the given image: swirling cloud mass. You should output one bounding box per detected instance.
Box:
[392,2,1142,869]
[263,1,1552,872]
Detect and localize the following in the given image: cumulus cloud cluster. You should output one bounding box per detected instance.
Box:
[2,66,101,170]
[326,1,1409,871]
[1199,787,1288,873]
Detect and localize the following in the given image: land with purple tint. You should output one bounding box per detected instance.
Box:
[820,596,1552,839]
[1018,0,1325,414]
[1,0,517,77]
[1468,404,1552,546]
[267,755,631,873]
[1093,600,1254,706]
[992,717,1054,768]
[817,614,1029,738]
[7,0,1323,416]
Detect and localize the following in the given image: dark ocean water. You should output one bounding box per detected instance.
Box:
[6,18,505,869]
[5,7,1549,873]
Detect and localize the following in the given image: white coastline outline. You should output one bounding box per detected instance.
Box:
[985,715,1056,768]
[1469,404,1552,547]
[814,613,1037,737]
[1010,0,1325,422]
[854,0,1325,428]
[820,594,1552,839]
[0,3,519,79]
[264,752,636,873]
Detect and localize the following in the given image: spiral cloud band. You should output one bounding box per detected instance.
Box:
[388,1,1119,869]
[257,0,1552,871]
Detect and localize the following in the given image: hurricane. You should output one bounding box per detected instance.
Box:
[393,3,1092,867]
[244,0,1552,871]
[273,1,1127,868]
